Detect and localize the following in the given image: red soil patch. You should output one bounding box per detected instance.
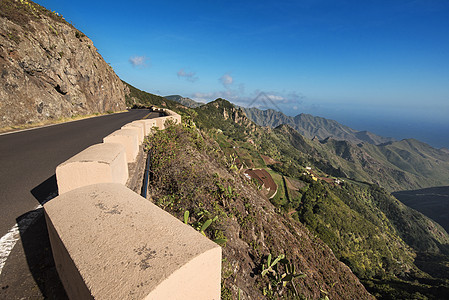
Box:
[244,169,277,193]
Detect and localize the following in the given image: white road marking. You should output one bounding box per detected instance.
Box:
[0,193,56,275]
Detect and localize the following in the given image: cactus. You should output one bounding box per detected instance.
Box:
[261,254,306,297]
[280,260,306,294]
[261,253,285,276]
[183,210,189,224]
[184,210,226,246]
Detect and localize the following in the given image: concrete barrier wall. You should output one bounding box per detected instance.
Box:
[163,109,182,124]
[140,119,157,136]
[103,128,139,163]
[121,122,144,143]
[48,109,222,299]
[45,183,221,300]
[56,143,128,195]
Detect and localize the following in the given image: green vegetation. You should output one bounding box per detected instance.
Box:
[261,253,306,297]
[298,181,416,279]
[123,81,182,110]
[183,210,227,245]
[144,123,351,298]
[313,137,449,192]
[0,0,68,29]
[129,83,449,299]
[192,99,449,299]
[75,30,85,39]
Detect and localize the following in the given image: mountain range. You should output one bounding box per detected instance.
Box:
[4,2,449,298]
[164,95,398,146]
[164,95,205,108]
[242,107,397,145]
[184,98,449,298]
[166,96,449,192]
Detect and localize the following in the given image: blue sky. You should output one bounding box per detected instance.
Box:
[38,0,449,147]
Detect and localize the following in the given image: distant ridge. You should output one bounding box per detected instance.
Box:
[165,95,204,108]
[242,107,396,145]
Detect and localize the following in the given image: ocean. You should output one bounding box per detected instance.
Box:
[298,105,449,149]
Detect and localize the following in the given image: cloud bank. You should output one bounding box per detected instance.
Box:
[129,56,149,67]
[191,73,305,115]
[177,69,199,82]
[219,73,233,88]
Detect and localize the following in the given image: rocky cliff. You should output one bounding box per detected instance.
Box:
[0,0,126,128]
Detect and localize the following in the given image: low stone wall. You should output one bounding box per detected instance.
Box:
[46,109,222,299]
[103,128,140,163]
[56,143,128,194]
[162,109,182,125]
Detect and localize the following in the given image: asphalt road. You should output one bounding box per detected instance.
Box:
[0,109,156,236]
[0,109,157,298]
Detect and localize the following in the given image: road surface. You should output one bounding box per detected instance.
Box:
[0,109,158,298]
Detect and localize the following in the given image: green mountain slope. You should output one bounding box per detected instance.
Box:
[123,85,449,299]
[243,107,396,145]
[313,137,449,192]
[164,95,204,108]
[123,81,178,109]
[125,88,449,193]
[189,99,449,299]
[143,122,373,299]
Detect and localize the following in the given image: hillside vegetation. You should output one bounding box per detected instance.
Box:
[313,137,449,192]
[128,86,449,299]
[144,122,372,299]
[243,107,449,192]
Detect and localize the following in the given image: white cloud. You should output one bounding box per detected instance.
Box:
[129,55,149,67]
[219,73,233,88]
[191,76,305,115]
[266,94,284,101]
[177,69,199,82]
[192,90,237,103]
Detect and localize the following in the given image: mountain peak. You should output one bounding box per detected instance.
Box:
[243,106,396,146]
[164,95,204,108]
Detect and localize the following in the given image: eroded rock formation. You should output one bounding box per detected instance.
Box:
[0,0,126,127]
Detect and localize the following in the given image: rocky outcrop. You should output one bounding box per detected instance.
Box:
[0,0,126,128]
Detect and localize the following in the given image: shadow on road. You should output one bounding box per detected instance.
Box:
[31,174,58,205]
[16,174,68,299]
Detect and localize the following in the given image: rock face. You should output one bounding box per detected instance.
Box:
[0,0,126,128]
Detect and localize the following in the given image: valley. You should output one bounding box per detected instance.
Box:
[394,186,449,234]
[149,93,449,299]
[1,1,449,298]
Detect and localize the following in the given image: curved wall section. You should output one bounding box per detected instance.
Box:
[47,109,222,299]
